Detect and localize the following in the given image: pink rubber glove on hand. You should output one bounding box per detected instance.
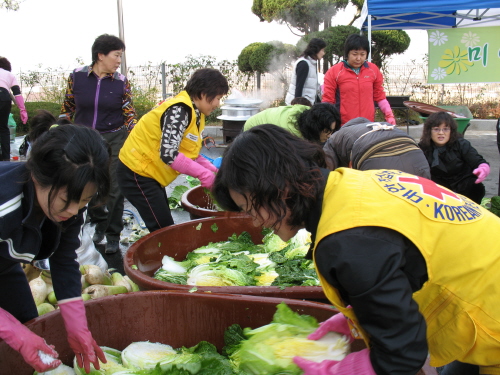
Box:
[15,95,28,124]
[171,152,216,188]
[377,99,396,125]
[473,163,490,184]
[59,298,106,373]
[195,155,218,173]
[0,307,61,372]
[308,313,356,344]
[294,349,376,375]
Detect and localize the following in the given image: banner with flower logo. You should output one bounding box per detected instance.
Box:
[428,26,500,83]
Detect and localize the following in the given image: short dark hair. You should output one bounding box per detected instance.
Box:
[0,57,12,72]
[302,38,327,60]
[91,34,126,66]
[184,68,229,102]
[296,103,341,143]
[419,111,461,149]
[213,124,326,230]
[344,34,370,59]
[26,125,111,221]
[290,97,312,107]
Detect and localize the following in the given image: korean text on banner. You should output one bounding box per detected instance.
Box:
[427,26,500,84]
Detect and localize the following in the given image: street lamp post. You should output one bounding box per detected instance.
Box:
[117,0,128,75]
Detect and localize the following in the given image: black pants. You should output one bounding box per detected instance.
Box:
[436,361,480,375]
[0,95,12,161]
[88,128,127,241]
[461,182,485,205]
[0,260,37,323]
[116,159,174,233]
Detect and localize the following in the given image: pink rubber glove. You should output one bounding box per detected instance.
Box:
[0,307,61,372]
[15,95,28,124]
[377,99,396,125]
[294,349,376,375]
[59,298,106,373]
[308,313,356,344]
[171,152,215,188]
[195,155,218,173]
[473,163,490,184]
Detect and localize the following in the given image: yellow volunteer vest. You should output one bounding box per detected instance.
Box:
[119,91,205,187]
[313,168,500,372]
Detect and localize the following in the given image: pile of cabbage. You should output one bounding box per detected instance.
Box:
[34,340,234,375]
[153,229,320,287]
[34,303,350,375]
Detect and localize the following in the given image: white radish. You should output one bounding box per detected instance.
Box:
[29,276,48,306]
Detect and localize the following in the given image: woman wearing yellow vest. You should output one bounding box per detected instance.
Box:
[117,68,228,232]
[212,124,500,375]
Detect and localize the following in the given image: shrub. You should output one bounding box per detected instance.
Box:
[238,43,265,73]
[10,102,62,135]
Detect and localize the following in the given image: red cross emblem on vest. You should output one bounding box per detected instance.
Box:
[398,176,460,201]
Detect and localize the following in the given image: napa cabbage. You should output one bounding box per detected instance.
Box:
[73,346,128,374]
[153,229,319,287]
[224,303,350,375]
[153,256,189,284]
[34,364,76,374]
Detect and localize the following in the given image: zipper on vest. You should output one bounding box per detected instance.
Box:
[92,79,101,129]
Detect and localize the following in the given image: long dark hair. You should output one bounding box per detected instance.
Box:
[301,38,327,60]
[419,111,461,150]
[26,125,111,221]
[213,124,326,230]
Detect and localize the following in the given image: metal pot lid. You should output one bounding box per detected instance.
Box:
[223,98,262,107]
[217,114,253,121]
[220,105,259,110]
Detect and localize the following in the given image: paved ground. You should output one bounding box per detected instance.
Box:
[10,121,498,273]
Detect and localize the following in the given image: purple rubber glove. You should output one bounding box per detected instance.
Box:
[59,298,106,373]
[294,349,376,375]
[473,163,490,184]
[195,155,218,173]
[15,95,28,124]
[0,307,61,372]
[308,313,356,344]
[171,152,215,188]
[377,99,396,125]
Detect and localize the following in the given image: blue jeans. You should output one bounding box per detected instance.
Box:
[436,361,480,375]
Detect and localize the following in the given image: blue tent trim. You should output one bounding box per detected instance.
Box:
[360,0,500,30]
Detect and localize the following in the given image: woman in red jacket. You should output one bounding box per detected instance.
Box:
[322,34,395,126]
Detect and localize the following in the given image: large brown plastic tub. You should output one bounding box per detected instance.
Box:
[124,216,326,300]
[0,291,437,375]
[181,185,248,220]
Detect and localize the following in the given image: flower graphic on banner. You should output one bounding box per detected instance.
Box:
[431,67,447,80]
[460,31,480,47]
[429,31,448,46]
[438,46,474,75]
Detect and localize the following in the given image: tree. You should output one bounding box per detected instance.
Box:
[252,0,349,35]
[237,41,297,91]
[301,25,359,72]
[298,26,410,72]
[0,0,21,10]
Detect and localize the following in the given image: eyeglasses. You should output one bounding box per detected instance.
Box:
[431,127,450,133]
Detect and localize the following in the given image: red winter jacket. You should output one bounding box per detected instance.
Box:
[322,61,387,126]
